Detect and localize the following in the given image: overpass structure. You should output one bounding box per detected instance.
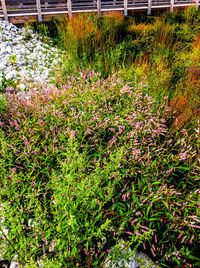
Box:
[0,0,199,23]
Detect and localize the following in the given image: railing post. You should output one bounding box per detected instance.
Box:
[36,0,42,22]
[97,0,101,17]
[124,0,128,16]
[148,0,152,15]
[67,0,72,18]
[196,0,199,10]
[170,0,174,12]
[1,0,8,21]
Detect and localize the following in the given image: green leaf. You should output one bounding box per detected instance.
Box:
[187,255,200,261]
[162,200,169,209]
[146,205,151,216]
[86,241,89,251]
[149,218,159,221]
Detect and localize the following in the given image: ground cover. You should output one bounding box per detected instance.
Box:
[0,7,200,268]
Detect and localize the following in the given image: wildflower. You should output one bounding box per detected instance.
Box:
[181,236,187,243]
[151,248,155,257]
[126,231,134,236]
[155,235,157,243]
[140,225,149,230]
[135,212,143,217]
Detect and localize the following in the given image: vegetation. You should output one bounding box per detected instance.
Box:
[0,7,200,267]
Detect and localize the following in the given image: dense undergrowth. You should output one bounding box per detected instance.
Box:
[0,7,200,268]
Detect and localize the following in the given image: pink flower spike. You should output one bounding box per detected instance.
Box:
[42,244,46,255]
[151,248,155,257]
[126,231,134,236]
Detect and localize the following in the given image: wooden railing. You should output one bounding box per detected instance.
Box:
[0,0,199,23]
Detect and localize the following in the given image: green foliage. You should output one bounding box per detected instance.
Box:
[1,70,200,267]
[9,54,17,65]
[1,7,200,268]
[0,70,18,92]
[0,70,7,92]
[0,27,4,41]
[0,96,6,114]
[28,19,59,45]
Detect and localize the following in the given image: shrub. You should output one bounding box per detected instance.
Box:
[0,72,199,267]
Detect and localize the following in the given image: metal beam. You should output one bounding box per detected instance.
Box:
[148,0,152,15]
[36,0,42,22]
[97,0,101,17]
[170,0,174,12]
[1,0,8,21]
[67,0,72,18]
[196,0,199,10]
[124,0,128,16]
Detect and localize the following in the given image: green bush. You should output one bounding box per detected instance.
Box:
[0,71,200,267]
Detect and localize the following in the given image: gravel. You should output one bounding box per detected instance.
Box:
[0,19,62,90]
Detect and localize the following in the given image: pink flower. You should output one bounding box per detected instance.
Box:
[155,235,157,243]
[151,248,155,257]
[135,212,143,217]
[126,231,134,236]
[42,244,46,255]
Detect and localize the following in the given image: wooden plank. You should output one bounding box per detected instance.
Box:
[36,0,42,22]
[41,0,66,3]
[174,3,196,6]
[101,7,124,10]
[9,15,37,24]
[67,0,72,17]
[8,10,37,15]
[6,0,35,3]
[42,8,68,13]
[124,0,128,15]
[1,0,8,21]
[102,1,124,5]
[72,2,99,6]
[102,3,124,6]
[97,0,101,16]
[41,3,67,7]
[6,5,36,9]
[73,0,96,2]
[6,0,65,3]
[170,0,174,11]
